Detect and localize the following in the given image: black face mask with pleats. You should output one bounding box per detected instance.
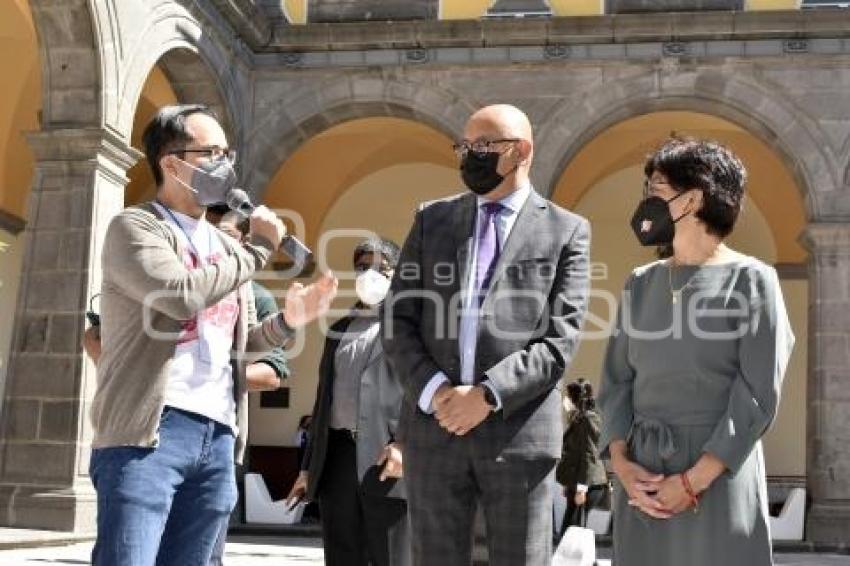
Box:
[460,151,505,196]
[630,192,690,246]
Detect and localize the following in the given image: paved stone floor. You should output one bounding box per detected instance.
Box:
[0,535,849,565]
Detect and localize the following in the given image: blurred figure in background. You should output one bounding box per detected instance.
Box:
[555,379,609,542]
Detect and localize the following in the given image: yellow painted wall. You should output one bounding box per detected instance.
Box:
[746,0,801,10]
[440,0,492,20]
[0,0,40,221]
[283,0,307,24]
[263,118,457,246]
[550,0,604,16]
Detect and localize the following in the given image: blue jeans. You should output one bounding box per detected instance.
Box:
[90,407,237,566]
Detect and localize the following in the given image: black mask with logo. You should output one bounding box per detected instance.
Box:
[630,191,691,246]
[461,151,518,196]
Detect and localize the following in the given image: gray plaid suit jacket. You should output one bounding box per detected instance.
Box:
[383,189,591,461]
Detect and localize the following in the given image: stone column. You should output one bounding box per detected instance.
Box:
[0,128,141,532]
[801,222,850,543]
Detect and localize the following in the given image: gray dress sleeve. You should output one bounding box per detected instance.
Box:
[701,266,795,474]
[598,273,636,459]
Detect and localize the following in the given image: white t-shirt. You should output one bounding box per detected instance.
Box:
[154,203,239,432]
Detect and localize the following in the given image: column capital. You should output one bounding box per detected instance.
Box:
[26,127,143,172]
[800,222,850,254]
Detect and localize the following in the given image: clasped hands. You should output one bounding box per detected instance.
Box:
[432,384,492,436]
[609,441,725,519]
[613,459,697,519]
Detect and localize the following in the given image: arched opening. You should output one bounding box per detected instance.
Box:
[0,0,41,391]
[124,48,233,206]
[124,66,179,206]
[552,110,808,478]
[248,117,458,483]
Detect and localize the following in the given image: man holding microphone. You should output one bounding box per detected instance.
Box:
[88,104,337,565]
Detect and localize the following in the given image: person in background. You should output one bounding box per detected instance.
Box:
[598,137,795,566]
[555,378,608,542]
[287,237,410,566]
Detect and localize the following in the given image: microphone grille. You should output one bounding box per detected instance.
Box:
[226,188,254,218]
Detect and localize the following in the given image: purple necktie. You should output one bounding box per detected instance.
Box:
[474,201,504,302]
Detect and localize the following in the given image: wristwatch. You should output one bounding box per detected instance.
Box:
[481,385,498,411]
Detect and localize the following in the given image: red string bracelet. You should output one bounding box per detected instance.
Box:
[680,472,700,513]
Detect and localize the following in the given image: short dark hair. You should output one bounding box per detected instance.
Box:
[566,378,595,412]
[353,237,401,269]
[644,137,747,239]
[142,104,218,187]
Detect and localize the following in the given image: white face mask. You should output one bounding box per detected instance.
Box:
[355,269,390,306]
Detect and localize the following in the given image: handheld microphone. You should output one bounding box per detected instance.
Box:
[226,188,314,266]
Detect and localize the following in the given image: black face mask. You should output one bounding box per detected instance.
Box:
[630,192,690,246]
[461,151,507,195]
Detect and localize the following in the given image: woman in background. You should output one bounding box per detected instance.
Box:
[555,379,609,541]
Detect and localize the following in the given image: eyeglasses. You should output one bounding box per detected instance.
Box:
[452,138,520,159]
[643,178,672,197]
[170,146,236,164]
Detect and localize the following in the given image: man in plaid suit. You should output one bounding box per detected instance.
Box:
[383,104,591,566]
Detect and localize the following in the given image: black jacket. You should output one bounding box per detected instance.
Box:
[556,410,608,489]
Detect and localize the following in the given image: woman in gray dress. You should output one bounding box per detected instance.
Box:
[598,138,795,566]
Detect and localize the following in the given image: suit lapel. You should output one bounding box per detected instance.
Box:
[484,189,547,295]
[453,193,477,297]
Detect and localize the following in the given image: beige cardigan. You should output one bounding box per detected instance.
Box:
[90,202,291,463]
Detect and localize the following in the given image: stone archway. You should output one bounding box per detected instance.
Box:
[533,70,838,219]
[244,76,476,198]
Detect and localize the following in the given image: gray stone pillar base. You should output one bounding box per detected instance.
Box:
[0,481,96,532]
[806,502,850,543]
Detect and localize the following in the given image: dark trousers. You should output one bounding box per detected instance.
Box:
[405,436,556,566]
[557,484,609,541]
[317,429,410,566]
